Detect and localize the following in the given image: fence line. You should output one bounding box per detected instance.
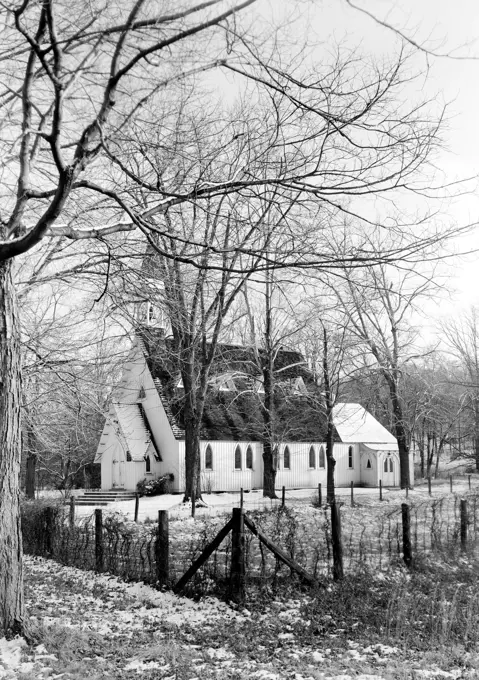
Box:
[21,490,479,601]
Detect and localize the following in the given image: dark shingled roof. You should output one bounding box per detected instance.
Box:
[137,326,332,442]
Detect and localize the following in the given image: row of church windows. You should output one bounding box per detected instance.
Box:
[201,444,355,471]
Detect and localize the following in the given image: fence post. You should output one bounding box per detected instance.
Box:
[450,475,453,493]
[95,509,103,573]
[156,510,169,586]
[461,499,467,551]
[134,493,140,523]
[240,487,244,509]
[379,479,382,501]
[318,483,322,508]
[401,503,412,567]
[350,481,354,507]
[230,507,246,604]
[428,476,432,496]
[281,486,286,507]
[44,507,55,556]
[69,496,75,527]
[330,501,343,580]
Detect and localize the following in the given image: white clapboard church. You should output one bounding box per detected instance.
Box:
[95,325,408,493]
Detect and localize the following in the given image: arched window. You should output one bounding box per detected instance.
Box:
[235,445,242,470]
[246,445,253,469]
[145,455,151,473]
[389,458,394,473]
[309,446,316,469]
[348,446,354,469]
[126,451,132,462]
[319,446,325,469]
[283,445,291,470]
[366,458,372,469]
[384,458,389,473]
[205,444,213,470]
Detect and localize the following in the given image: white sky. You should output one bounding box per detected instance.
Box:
[273,0,479,322]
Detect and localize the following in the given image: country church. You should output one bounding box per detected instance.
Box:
[95,324,408,493]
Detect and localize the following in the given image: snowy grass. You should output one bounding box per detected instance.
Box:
[2,555,479,679]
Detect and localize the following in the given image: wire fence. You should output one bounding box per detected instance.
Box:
[21,490,479,600]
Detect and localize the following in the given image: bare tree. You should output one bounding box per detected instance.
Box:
[330,263,434,489]
[0,0,452,636]
[441,307,479,471]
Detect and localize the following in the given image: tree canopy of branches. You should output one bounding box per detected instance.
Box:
[0,0,451,637]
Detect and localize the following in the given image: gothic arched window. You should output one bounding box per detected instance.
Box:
[319,446,326,469]
[309,446,316,469]
[235,445,242,470]
[246,445,253,469]
[205,444,213,470]
[283,445,291,470]
[145,455,151,472]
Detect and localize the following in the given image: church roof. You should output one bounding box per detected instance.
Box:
[136,326,332,442]
[333,403,397,445]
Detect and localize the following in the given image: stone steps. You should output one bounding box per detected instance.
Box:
[74,490,137,506]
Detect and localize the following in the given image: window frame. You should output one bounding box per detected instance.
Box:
[283,445,291,470]
[308,445,316,469]
[319,445,326,469]
[234,444,242,470]
[348,445,354,469]
[205,443,213,471]
[246,445,253,470]
[145,455,151,473]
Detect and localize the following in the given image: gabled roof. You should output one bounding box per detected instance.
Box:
[333,403,397,445]
[110,403,155,461]
[136,326,330,442]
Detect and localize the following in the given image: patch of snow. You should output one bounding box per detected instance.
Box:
[0,637,27,670]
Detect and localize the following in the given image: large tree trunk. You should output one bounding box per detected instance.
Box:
[474,396,479,472]
[0,260,25,637]
[262,356,277,499]
[388,381,410,489]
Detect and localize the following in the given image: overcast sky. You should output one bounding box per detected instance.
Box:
[266,0,479,316]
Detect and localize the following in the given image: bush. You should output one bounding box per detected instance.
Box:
[137,473,174,497]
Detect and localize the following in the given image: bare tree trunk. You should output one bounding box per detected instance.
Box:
[386,376,410,489]
[183,412,202,502]
[0,260,25,636]
[474,396,479,472]
[262,367,277,499]
[25,452,36,500]
[322,328,336,503]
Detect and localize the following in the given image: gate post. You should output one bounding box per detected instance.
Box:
[95,509,104,573]
[230,508,245,604]
[331,501,343,580]
[156,510,169,586]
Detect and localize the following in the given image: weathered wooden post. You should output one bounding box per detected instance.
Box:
[240,487,244,509]
[95,508,104,573]
[156,510,169,586]
[350,481,354,507]
[44,506,55,556]
[330,501,343,580]
[401,503,412,567]
[318,483,322,508]
[379,479,382,501]
[450,475,453,493]
[461,499,467,551]
[69,496,75,527]
[230,507,246,604]
[134,493,140,523]
[428,476,432,496]
[281,486,286,507]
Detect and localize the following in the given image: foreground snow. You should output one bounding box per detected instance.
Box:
[0,555,476,679]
